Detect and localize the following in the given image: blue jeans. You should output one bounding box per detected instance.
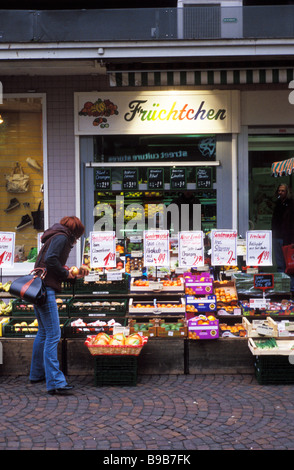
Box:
[29,287,68,391]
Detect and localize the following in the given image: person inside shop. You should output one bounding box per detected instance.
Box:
[29,216,89,395]
[271,183,294,292]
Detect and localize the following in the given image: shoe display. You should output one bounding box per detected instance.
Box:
[15,214,33,230]
[47,385,74,395]
[4,198,20,213]
[26,157,42,171]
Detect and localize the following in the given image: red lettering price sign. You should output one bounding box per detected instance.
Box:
[246,231,272,266]
[178,231,204,268]
[211,230,237,266]
[0,232,15,268]
[90,231,116,268]
[143,230,169,267]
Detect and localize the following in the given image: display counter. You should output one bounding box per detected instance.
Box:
[1,270,293,378]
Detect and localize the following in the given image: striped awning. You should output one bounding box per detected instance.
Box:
[109,68,294,87]
[271,158,294,177]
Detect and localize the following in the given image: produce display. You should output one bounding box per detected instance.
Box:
[85,332,148,356]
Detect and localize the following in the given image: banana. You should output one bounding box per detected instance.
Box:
[2,282,11,292]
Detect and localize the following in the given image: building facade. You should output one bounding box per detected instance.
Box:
[0,2,294,277]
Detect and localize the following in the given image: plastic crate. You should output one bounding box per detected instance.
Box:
[60,280,75,295]
[11,298,70,316]
[64,316,127,338]
[68,298,127,317]
[254,356,294,384]
[94,355,138,386]
[74,275,128,294]
[2,317,67,338]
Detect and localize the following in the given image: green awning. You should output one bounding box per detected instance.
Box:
[271,158,294,177]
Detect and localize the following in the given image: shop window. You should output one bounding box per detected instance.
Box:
[249,134,294,231]
[92,134,217,235]
[0,97,44,264]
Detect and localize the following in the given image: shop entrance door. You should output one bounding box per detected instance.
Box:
[248,133,294,233]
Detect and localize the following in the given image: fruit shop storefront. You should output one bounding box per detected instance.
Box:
[2,87,294,383]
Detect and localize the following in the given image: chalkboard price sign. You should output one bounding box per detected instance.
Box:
[196,167,212,189]
[123,169,138,190]
[254,274,274,291]
[170,168,186,190]
[95,168,111,190]
[148,168,164,190]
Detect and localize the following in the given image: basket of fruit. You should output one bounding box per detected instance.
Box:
[85,332,148,356]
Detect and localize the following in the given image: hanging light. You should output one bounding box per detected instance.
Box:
[0,115,3,124]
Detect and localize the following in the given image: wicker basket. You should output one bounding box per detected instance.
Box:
[85,335,147,356]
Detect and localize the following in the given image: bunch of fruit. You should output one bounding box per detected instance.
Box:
[0,282,11,292]
[214,287,238,303]
[0,299,13,315]
[13,319,38,333]
[86,331,146,347]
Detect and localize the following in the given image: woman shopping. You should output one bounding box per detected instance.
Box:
[29,216,89,395]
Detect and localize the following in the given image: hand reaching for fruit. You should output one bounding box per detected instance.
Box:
[68,265,90,279]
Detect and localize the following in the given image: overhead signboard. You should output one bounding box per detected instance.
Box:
[75,90,240,135]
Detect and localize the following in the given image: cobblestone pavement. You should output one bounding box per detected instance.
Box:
[1,373,294,452]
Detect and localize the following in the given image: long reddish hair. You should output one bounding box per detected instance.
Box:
[60,216,85,240]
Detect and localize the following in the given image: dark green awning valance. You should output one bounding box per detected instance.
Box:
[109,68,294,87]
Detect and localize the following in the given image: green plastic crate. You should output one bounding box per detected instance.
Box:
[74,275,128,295]
[94,355,138,386]
[68,298,127,317]
[254,356,294,384]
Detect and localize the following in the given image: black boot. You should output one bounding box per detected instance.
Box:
[4,198,20,213]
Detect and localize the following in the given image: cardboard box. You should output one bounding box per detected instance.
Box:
[187,315,219,340]
[184,273,213,295]
[186,295,216,315]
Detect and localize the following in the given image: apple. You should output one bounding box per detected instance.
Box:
[71,266,80,275]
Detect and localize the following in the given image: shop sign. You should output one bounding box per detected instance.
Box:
[148,168,164,190]
[75,91,240,135]
[196,167,213,189]
[143,230,169,267]
[0,232,15,268]
[211,230,237,266]
[246,230,272,266]
[89,231,116,268]
[170,168,186,190]
[94,168,111,190]
[178,231,204,268]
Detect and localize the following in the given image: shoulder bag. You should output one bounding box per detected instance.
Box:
[9,268,47,306]
[5,162,30,193]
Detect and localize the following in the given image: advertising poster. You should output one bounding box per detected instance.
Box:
[178,231,204,267]
[90,231,116,268]
[211,230,237,266]
[0,232,15,268]
[143,230,169,267]
[246,230,272,266]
